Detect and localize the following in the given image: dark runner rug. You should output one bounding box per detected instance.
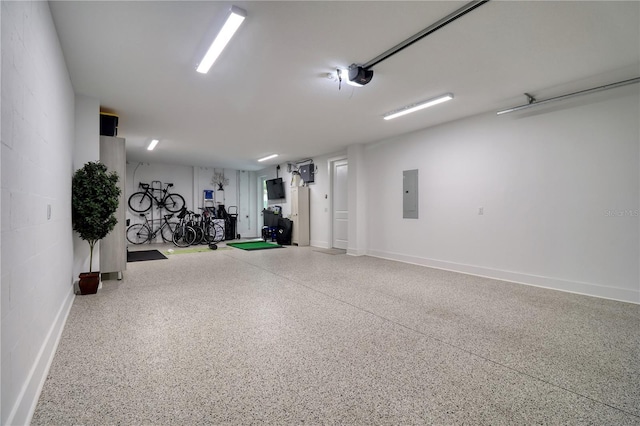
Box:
[127,249,168,262]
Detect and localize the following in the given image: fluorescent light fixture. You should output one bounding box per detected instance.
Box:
[147,139,159,151]
[258,154,278,162]
[196,6,246,74]
[383,93,454,120]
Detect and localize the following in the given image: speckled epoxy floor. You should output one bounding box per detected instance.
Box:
[32,244,640,424]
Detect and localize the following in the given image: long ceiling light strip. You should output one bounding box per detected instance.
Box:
[383,94,454,120]
[496,77,640,115]
[196,6,247,74]
[258,154,278,162]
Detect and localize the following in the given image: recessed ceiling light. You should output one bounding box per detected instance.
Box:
[196,6,247,74]
[383,93,454,120]
[258,154,278,162]
[147,139,159,151]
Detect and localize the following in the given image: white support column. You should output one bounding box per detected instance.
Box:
[73,95,100,278]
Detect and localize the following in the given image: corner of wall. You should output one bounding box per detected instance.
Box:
[1,2,78,424]
[5,289,75,426]
[73,95,100,276]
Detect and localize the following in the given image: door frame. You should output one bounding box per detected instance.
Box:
[328,156,348,249]
[256,175,268,236]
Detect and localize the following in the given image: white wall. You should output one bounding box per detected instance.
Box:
[257,153,343,248]
[257,164,292,215]
[347,144,367,255]
[235,170,253,237]
[364,87,640,303]
[308,154,335,249]
[73,95,99,169]
[72,95,100,277]
[125,162,255,240]
[1,2,76,424]
[125,162,196,239]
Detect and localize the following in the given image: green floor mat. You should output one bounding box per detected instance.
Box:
[227,241,283,251]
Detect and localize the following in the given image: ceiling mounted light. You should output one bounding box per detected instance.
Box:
[383,93,454,120]
[258,154,278,162]
[147,139,159,151]
[196,6,247,74]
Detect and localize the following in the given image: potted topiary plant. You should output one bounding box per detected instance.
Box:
[72,161,121,294]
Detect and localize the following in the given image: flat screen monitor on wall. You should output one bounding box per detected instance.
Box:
[266,178,285,200]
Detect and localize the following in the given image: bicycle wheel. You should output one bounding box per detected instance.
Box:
[210,222,225,243]
[162,193,185,213]
[160,221,177,242]
[191,224,205,245]
[128,192,152,212]
[126,224,151,244]
[173,225,197,247]
[202,222,215,243]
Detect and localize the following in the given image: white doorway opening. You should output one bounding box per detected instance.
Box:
[331,158,348,249]
[256,175,268,236]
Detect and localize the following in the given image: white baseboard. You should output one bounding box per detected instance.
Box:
[310,240,330,249]
[347,248,367,257]
[5,288,75,426]
[367,249,639,305]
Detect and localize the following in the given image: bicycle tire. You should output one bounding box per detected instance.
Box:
[163,193,186,213]
[172,225,197,247]
[128,192,152,212]
[202,224,214,243]
[192,224,205,245]
[202,222,218,243]
[160,221,177,242]
[210,223,225,243]
[126,224,151,244]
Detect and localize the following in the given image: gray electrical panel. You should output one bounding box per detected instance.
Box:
[403,169,419,219]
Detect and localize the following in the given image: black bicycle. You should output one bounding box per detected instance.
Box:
[128,182,185,213]
[126,213,177,244]
[199,208,225,244]
[172,208,197,247]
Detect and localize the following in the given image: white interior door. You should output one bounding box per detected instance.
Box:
[332,159,348,249]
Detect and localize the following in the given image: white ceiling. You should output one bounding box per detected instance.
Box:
[49,1,640,171]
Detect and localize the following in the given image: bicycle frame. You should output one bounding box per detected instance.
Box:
[139,182,171,205]
[126,213,176,244]
[128,182,185,213]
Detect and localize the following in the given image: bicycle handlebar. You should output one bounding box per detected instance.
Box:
[138,182,174,190]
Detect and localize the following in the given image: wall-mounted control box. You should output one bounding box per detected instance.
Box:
[299,163,315,183]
